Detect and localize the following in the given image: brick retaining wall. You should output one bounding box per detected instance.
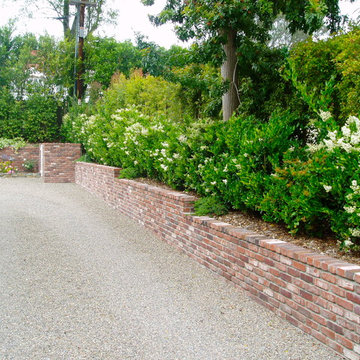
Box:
[0,143,81,182]
[75,161,360,360]
[0,144,40,173]
[40,143,81,183]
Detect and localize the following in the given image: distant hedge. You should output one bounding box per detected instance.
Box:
[0,87,62,143]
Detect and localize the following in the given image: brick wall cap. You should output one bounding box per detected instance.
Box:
[354,273,360,284]
[77,161,119,170]
[337,266,360,281]
[208,220,234,231]
[227,227,257,239]
[192,216,216,224]
[42,142,80,146]
[116,177,196,203]
[328,262,354,274]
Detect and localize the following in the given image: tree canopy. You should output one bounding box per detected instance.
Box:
[142,0,343,120]
[15,0,118,38]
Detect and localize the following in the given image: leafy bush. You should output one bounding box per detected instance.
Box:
[96,70,187,123]
[194,196,228,216]
[288,27,360,123]
[0,137,27,150]
[261,112,360,250]
[63,96,360,251]
[22,159,36,171]
[118,167,142,179]
[0,86,61,142]
[76,154,93,163]
[21,86,62,143]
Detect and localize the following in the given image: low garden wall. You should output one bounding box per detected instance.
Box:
[0,144,40,173]
[76,161,360,360]
[40,143,81,183]
[0,143,81,183]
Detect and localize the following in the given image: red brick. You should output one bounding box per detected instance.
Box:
[314,278,330,290]
[327,321,344,335]
[321,326,336,340]
[292,260,307,272]
[321,272,337,284]
[347,292,360,305]
[336,296,355,311]
[336,334,354,350]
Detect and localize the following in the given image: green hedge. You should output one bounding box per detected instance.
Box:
[288,27,360,123]
[0,87,62,143]
[63,105,360,251]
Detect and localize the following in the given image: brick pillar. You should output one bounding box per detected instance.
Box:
[41,143,81,183]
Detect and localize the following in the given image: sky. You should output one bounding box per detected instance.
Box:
[0,0,359,49]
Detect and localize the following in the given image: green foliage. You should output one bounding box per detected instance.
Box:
[142,0,341,120]
[136,34,167,77]
[21,85,62,142]
[144,0,340,46]
[95,70,187,122]
[85,36,142,88]
[287,27,360,123]
[194,196,228,216]
[118,167,142,179]
[22,159,36,171]
[0,26,67,142]
[0,86,62,142]
[76,154,93,163]
[0,137,27,151]
[64,96,360,250]
[261,112,360,250]
[167,62,224,119]
[236,45,292,120]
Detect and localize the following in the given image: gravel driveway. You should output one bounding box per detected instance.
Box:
[0,178,343,360]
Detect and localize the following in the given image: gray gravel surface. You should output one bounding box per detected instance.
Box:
[0,178,343,360]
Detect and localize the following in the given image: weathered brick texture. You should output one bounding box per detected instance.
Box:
[0,144,40,173]
[41,143,81,183]
[76,161,360,360]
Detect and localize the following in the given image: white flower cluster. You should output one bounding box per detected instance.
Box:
[178,135,187,143]
[319,110,332,121]
[307,115,360,153]
[343,179,360,248]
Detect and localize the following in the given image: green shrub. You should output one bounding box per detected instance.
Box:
[97,70,187,123]
[194,196,228,216]
[76,154,93,163]
[21,87,61,143]
[118,167,142,179]
[0,137,27,151]
[63,98,360,251]
[22,159,36,171]
[0,85,61,142]
[288,27,360,123]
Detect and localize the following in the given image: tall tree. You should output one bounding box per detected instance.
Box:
[142,0,342,121]
[17,0,118,38]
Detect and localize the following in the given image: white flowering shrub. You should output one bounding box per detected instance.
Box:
[63,100,360,251]
[261,111,360,250]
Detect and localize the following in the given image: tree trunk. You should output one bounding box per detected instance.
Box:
[221,28,239,121]
[63,0,70,37]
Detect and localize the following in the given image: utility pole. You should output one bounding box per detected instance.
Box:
[77,0,85,101]
[70,0,95,102]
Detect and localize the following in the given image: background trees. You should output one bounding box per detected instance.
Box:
[17,0,117,38]
[141,0,343,120]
